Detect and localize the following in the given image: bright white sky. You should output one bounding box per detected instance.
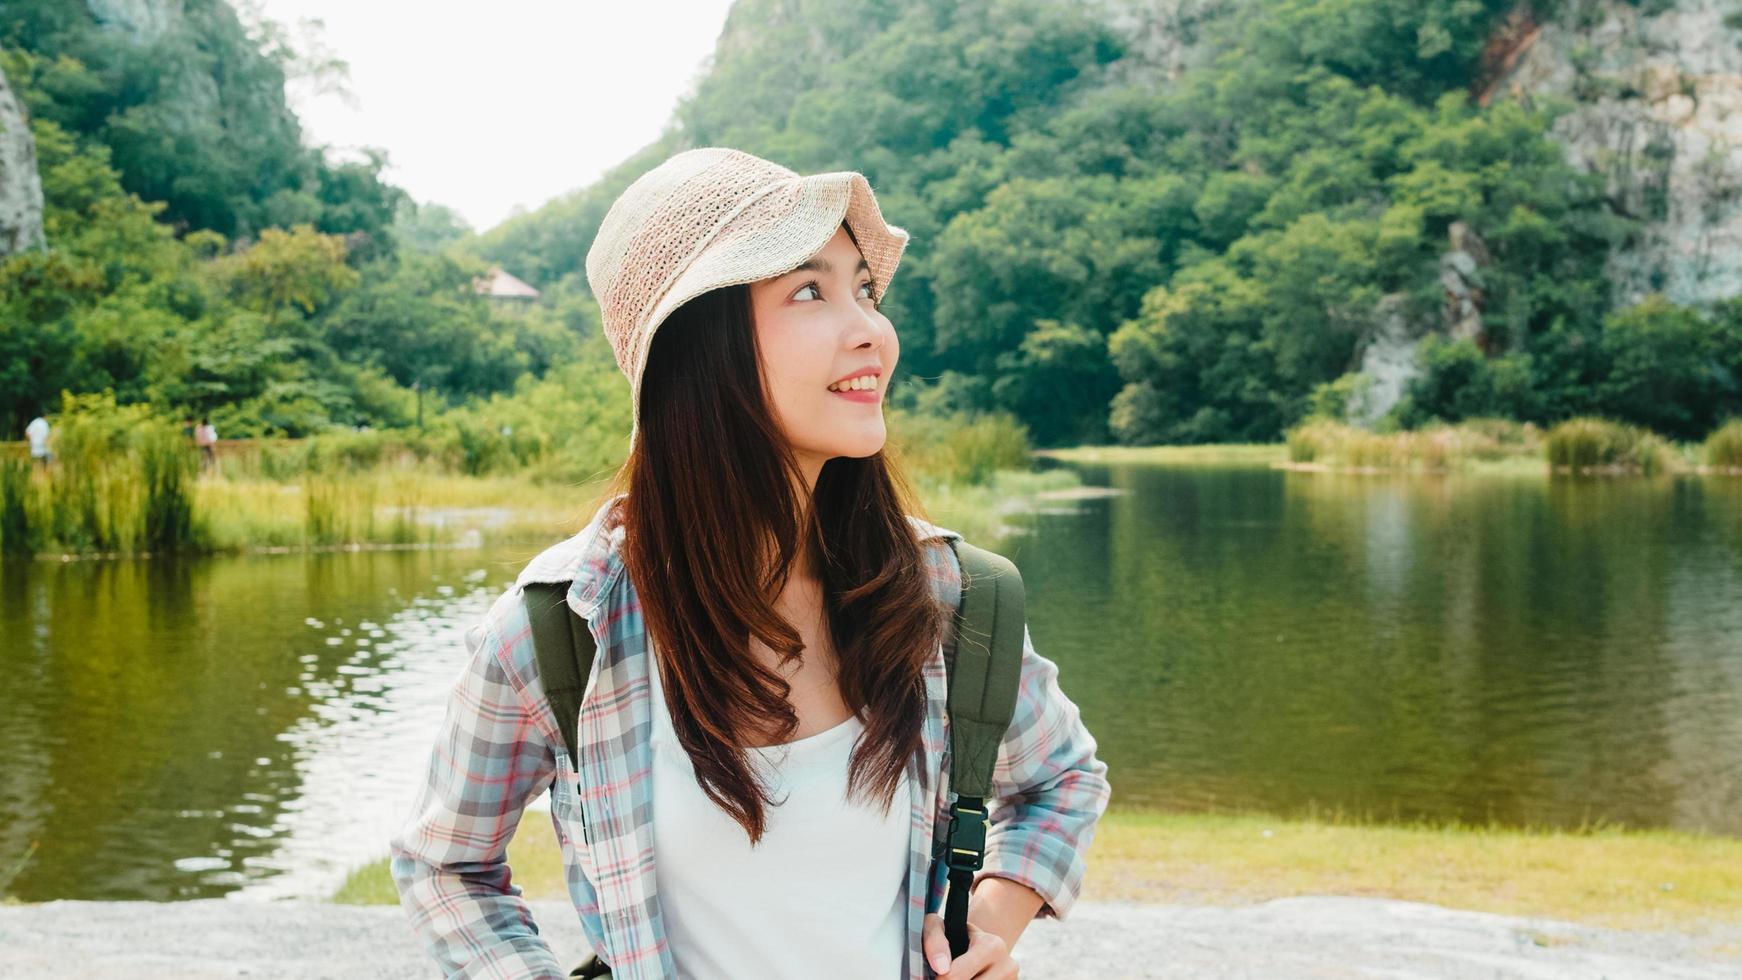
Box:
[250,0,738,233]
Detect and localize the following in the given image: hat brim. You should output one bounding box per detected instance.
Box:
[627,170,909,419]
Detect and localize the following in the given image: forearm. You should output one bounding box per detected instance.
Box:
[967,875,1046,952]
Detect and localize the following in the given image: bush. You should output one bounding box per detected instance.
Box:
[886,408,1031,486]
[1705,418,1742,469]
[0,457,32,554]
[23,390,205,553]
[1109,381,1168,445]
[1307,372,1373,423]
[1396,337,1539,427]
[1284,417,1541,468]
[1545,417,1672,474]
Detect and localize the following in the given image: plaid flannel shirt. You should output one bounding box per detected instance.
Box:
[389,492,1111,979]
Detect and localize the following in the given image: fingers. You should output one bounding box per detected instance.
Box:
[922,912,953,975]
[921,913,1014,977]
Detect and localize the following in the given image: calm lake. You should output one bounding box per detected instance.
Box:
[3,462,1740,902]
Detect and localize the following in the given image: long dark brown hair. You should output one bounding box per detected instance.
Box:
[604,266,951,846]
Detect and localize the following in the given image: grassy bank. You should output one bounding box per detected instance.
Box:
[1279,417,1742,476]
[1049,417,1742,477]
[1,406,1073,557]
[1036,444,1287,466]
[338,807,1742,933]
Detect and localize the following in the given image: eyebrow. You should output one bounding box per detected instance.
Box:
[790,256,871,276]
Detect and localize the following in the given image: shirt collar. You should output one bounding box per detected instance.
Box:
[513,491,630,620]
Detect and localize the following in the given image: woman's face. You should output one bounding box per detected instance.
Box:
[748,224,898,480]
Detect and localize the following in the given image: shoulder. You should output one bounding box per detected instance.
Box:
[459,560,566,751]
[907,514,968,607]
[512,528,594,589]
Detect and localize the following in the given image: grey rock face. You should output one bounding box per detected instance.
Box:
[0,65,46,256]
[1486,0,1742,308]
[1350,0,1742,423]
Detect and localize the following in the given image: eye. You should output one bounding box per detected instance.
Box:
[791,279,878,303]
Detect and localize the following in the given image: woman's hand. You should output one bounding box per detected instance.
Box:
[922,912,1018,978]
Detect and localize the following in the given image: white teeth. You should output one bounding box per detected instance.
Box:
[830,376,877,392]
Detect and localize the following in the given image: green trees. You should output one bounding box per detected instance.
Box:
[9,0,1742,450]
[483,0,1732,447]
[0,9,588,440]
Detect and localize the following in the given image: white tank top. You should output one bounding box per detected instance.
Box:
[647,644,911,978]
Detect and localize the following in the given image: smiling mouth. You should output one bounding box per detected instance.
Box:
[826,376,880,393]
[829,386,881,401]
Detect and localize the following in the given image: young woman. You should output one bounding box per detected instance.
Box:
[389,147,1110,980]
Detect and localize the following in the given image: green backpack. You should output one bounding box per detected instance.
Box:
[521,537,1026,978]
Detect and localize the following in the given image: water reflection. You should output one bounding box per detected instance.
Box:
[3,464,1740,903]
[0,546,536,901]
[1007,465,1742,835]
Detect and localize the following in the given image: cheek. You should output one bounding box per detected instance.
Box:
[756,325,826,407]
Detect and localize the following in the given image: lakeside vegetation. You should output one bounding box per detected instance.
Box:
[334,806,1742,933]
[1040,415,1742,476]
[1284,416,1742,475]
[0,389,1075,557]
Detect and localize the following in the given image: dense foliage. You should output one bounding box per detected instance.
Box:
[479,0,1742,446]
[7,0,1741,450]
[0,1,587,440]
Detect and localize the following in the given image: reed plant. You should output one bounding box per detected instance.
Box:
[14,398,1059,554]
[139,425,197,549]
[1544,417,1674,475]
[1285,418,1540,469]
[1705,419,1742,470]
[887,407,1030,485]
[17,392,206,554]
[0,457,33,554]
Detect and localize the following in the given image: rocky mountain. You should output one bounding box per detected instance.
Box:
[1351,0,1742,421]
[1486,0,1742,307]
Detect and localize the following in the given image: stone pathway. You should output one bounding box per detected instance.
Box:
[1,895,1737,978]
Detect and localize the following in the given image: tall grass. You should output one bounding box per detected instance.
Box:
[1285,418,1542,469]
[1544,417,1675,475]
[12,398,1057,554]
[139,426,197,549]
[7,392,205,555]
[0,458,33,554]
[1705,419,1742,470]
[887,408,1031,485]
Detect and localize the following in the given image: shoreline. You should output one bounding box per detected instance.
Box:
[1,465,1087,562]
[317,807,1742,935]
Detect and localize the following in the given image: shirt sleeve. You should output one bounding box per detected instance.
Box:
[388,591,568,979]
[970,622,1112,921]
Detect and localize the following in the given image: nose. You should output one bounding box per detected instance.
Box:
[840,301,890,350]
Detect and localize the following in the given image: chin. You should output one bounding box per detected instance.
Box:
[814,434,886,462]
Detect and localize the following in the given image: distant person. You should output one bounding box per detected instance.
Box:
[194,417,217,472]
[181,417,195,441]
[25,415,51,469]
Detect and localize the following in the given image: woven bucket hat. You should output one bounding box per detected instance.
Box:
[585,146,909,449]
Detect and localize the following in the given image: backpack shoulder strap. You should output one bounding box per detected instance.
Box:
[937,537,1026,957]
[521,581,595,765]
[941,537,1026,797]
[522,582,613,977]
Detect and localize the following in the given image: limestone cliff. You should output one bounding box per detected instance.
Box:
[1351,0,1742,422]
[0,65,45,256]
[1485,0,1742,308]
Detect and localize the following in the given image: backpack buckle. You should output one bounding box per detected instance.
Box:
[944,797,987,873]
